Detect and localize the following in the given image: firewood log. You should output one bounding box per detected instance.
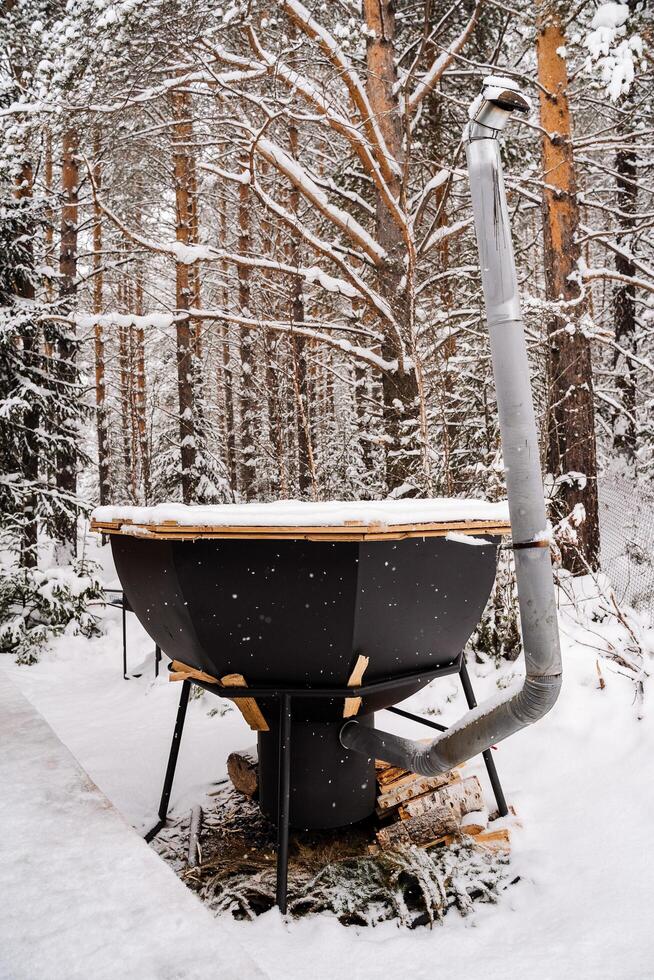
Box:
[377,776,484,849]
[377,769,460,808]
[399,776,483,821]
[460,809,488,836]
[227,746,258,798]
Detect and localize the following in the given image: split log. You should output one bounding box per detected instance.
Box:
[219,673,269,732]
[377,776,483,849]
[460,809,488,836]
[169,659,219,685]
[169,661,268,731]
[423,827,511,854]
[376,820,413,849]
[187,804,203,868]
[377,770,460,810]
[375,740,447,788]
[227,746,258,798]
[399,776,483,821]
[471,828,510,853]
[377,765,412,788]
[343,654,369,718]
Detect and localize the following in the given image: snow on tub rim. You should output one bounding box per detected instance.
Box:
[90,497,511,541]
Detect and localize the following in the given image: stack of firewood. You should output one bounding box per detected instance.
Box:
[226,747,511,855]
[373,757,510,853]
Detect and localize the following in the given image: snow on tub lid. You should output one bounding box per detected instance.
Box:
[90,498,511,542]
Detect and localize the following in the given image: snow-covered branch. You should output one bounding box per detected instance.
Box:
[408,0,484,112]
[279,0,402,184]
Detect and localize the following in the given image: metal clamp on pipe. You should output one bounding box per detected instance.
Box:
[340,77,562,776]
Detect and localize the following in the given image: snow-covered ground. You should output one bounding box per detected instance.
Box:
[2,537,654,979]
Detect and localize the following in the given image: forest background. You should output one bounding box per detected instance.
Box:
[1,0,651,658]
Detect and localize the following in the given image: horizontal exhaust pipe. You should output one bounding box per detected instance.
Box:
[340,78,562,776]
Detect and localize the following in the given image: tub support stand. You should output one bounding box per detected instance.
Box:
[386,659,508,818]
[144,679,191,843]
[143,655,508,907]
[459,660,508,817]
[276,694,292,913]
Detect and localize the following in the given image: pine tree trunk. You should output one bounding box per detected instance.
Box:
[238,167,255,498]
[264,331,288,497]
[363,0,420,495]
[217,200,236,488]
[134,276,150,501]
[118,277,133,501]
[536,2,600,572]
[170,88,197,503]
[15,161,39,567]
[612,146,637,465]
[92,144,111,509]
[287,114,314,497]
[43,131,55,310]
[56,127,79,559]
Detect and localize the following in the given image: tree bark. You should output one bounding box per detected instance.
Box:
[117,276,134,501]
[56,127,79,559]
[14,161,39,567]
[92,144,111,509]
[363,0,420,494]
[288,110,314,497]
[536,2,600,572]
[612,146,637,465]
[170,88,198,503]
[134,275,150,501]
[238,165,256,498]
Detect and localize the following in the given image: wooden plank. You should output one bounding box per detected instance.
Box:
[168,661,269,732]
[220,673,269,732]
[111,526,508,542]
[169,660,220,685]
[343,654,369,718]
[116,521,509,537]
[422,825,511,853]
[471,828,511,852]
[89,516,511,543]
[97,519,507,535]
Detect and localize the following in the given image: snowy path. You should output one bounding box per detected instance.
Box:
[0,673,268,980]
[2,574,654,979]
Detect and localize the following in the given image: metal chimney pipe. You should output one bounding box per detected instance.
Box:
[340,78,562,776]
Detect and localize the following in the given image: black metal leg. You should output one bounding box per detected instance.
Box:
[154,644,162,678]
[122,594,128,680]
[386,704,447,732]
[276,694,292,913]
[459,659,509,817]
[145,680,191,842]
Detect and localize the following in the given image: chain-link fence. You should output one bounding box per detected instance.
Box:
[599,473,654,613]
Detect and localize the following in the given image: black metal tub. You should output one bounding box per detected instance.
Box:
[110,533,500,828]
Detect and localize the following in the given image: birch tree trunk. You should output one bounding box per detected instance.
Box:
[536,1,600,572]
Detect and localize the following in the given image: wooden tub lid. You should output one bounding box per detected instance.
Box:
[90,499,511,543]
